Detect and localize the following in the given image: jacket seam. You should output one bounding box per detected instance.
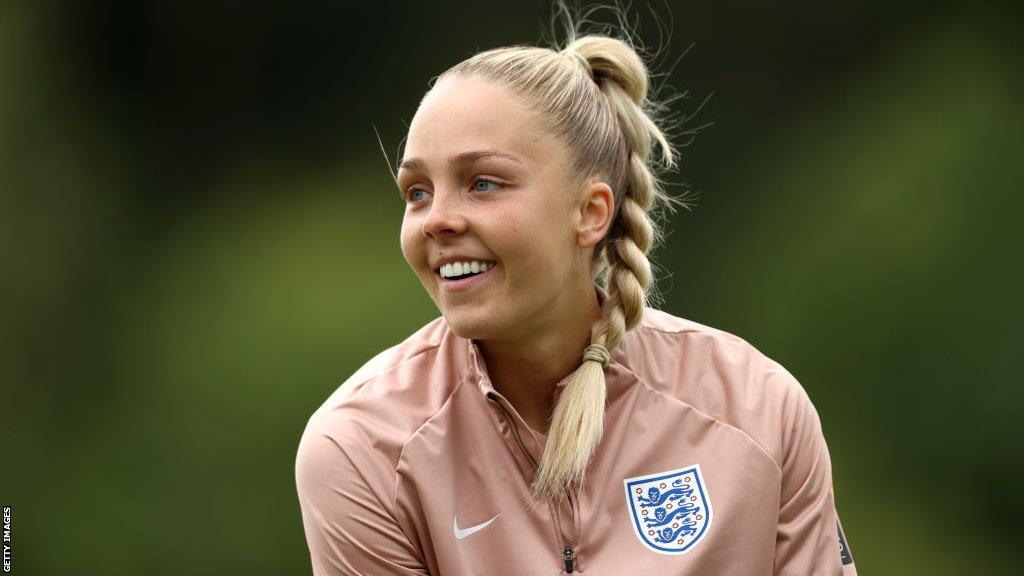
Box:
[640,323,701,335]
[329,437,423,555]
[342,339,439,395]
[639,314,741,338]
[336,339,453,551]
[391,346,471,533]
[627,323,784,473]
[632,371,784,474]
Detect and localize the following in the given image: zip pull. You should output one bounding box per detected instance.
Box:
[563,546,576,573]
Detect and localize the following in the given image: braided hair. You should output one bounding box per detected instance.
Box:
[436,5,693,505]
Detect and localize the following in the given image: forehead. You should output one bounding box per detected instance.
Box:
[402,75,559,170]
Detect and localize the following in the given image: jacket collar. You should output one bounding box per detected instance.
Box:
[465,283,612,398]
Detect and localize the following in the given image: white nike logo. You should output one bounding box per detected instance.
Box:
[453,513,500,540]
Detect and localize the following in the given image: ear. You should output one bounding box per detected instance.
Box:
[576,178,615,248]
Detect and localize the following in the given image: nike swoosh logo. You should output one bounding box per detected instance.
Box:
[453,513,501,540]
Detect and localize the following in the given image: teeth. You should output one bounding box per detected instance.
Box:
[440,260,494,278]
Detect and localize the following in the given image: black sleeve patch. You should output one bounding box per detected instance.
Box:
[837,518,854,566]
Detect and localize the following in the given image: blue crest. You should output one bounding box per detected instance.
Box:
[623,464,713,555]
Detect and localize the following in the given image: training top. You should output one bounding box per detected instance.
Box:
[295,285,858,575]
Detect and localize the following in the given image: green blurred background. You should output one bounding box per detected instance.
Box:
[2,0,1021,574]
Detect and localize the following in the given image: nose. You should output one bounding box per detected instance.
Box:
[421,187,468,239]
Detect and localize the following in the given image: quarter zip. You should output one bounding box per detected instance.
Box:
[568,483,581,558]
[487,393,580,573]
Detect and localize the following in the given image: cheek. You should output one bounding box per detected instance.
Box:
[399,217,421,268]
[488,211,522,255]
[495,210,561,270]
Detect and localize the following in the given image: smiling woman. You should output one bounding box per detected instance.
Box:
[396,74,614,395]
[295,2,858,575]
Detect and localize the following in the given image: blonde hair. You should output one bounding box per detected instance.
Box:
[429,2,699,505]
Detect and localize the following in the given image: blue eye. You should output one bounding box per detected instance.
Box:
[473,178,499,192]
[403,188,428,203]
[403,178,500,204]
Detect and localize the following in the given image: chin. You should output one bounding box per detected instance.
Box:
[441,309,501,341]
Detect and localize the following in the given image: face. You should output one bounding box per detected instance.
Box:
[397,75,611,341]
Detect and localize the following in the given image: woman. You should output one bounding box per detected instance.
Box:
[295,9,858,576]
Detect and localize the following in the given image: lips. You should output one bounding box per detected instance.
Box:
[438,262,497,292]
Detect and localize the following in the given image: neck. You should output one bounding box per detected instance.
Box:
[476,282,602,435]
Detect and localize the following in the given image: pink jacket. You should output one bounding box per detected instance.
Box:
[296,285,858,575]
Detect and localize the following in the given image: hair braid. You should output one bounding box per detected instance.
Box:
[434,3,697,505]
[604,154,657,334]
[530,35,677,504]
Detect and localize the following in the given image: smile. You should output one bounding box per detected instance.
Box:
[438,263,497,292]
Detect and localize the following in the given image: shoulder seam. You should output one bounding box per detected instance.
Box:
[628,320,781,472]
[640,310,748,342]
[328,339,448,520]
[632,369,784,474]
[342,339,441,392]
[391,346,471,521]
[329,435,413,535]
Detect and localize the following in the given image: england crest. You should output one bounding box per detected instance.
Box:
[623,464,713,555]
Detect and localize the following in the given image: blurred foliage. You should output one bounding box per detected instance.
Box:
[1,0,1020,574]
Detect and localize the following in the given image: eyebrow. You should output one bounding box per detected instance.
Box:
[398,149,524,173]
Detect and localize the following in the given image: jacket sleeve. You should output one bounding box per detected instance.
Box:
[772,370,858,576]
[295,415,428,576]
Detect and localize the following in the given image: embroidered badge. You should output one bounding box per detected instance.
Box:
[623,464,713,555]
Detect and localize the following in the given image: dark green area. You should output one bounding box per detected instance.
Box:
[2,1,1020,574]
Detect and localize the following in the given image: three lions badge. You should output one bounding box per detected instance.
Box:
[623,464,713,555]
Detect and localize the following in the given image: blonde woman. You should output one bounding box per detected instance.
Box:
[295,5,857,575]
